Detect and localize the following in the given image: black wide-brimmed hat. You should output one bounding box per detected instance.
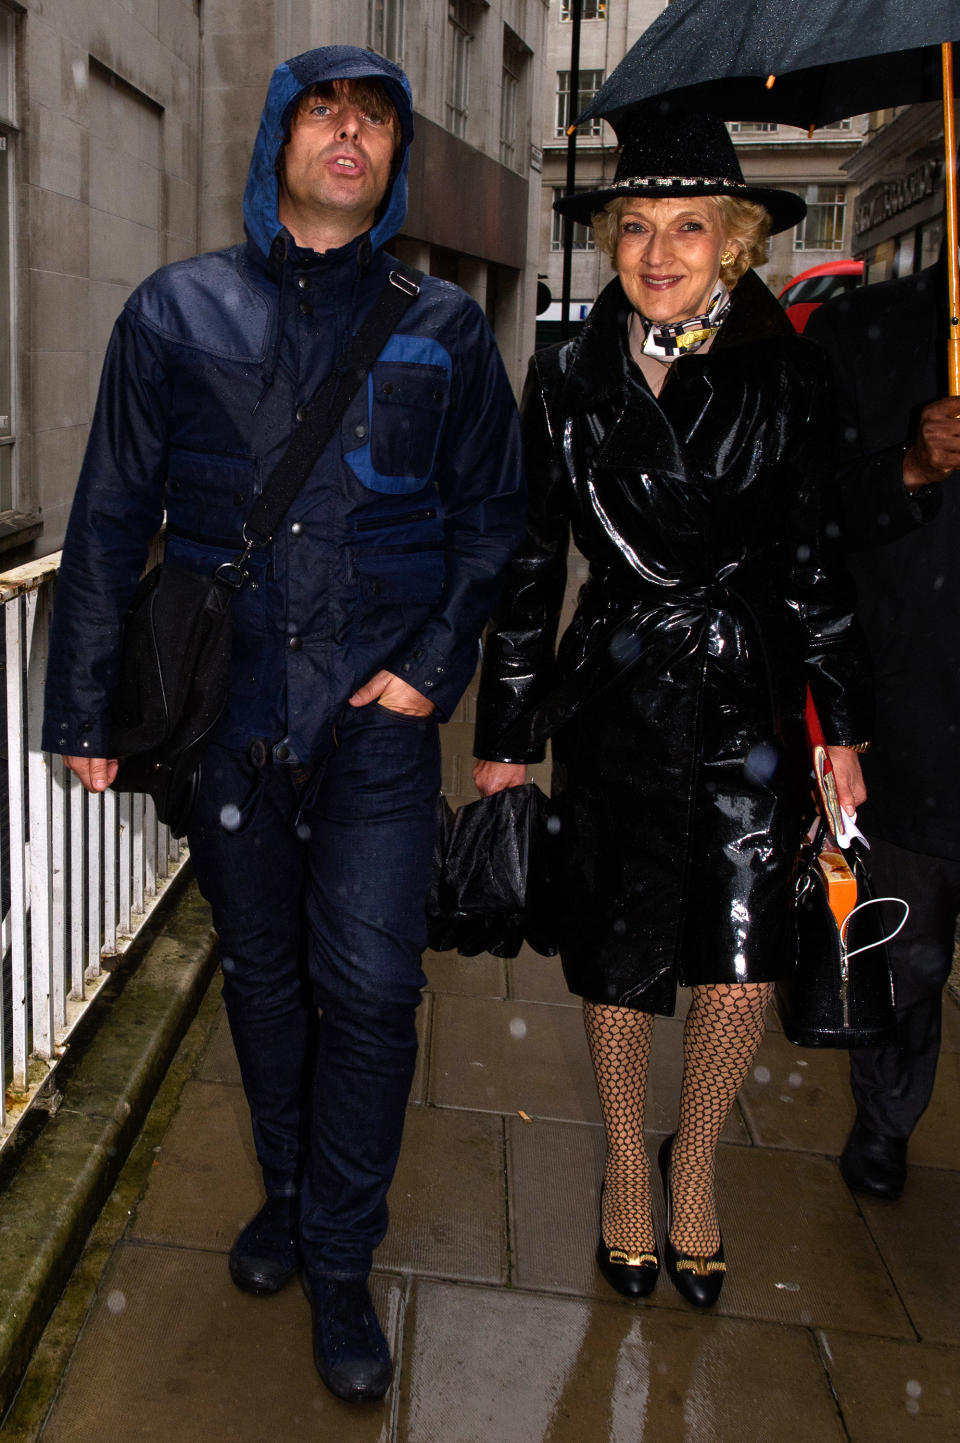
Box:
[554,109,806,235]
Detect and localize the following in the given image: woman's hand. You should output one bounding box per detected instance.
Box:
[825,745,867,817]
[473,760,527,796]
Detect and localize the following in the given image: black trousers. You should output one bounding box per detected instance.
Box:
[850,834,960,1140]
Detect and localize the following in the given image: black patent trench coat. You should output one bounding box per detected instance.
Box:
[474,272,873,1015]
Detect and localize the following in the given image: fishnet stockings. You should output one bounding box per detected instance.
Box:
[671,982,773,1254]
[583,1000,656,1255]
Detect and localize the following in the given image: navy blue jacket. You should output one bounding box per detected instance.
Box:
[42,47,525,766]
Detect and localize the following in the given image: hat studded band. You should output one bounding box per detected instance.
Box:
[610,174,749,193]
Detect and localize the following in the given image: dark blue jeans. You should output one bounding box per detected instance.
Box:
[188,702,440,1278]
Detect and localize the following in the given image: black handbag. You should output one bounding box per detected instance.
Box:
[108,265,422,836]
[427,783,558,959]
[776,820,900,1049]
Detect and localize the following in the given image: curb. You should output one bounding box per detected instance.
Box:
[0,874,218,1418]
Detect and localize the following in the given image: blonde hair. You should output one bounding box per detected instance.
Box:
[592,193,771,290]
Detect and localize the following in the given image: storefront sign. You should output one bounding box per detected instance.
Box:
[854,160,938,237]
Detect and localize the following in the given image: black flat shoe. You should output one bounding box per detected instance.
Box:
[596,1238,660,1299]
[658,1135,726,1310]
[303,1274,393,1403]
[228,1195,299,1295]
[839,1120,906,1200]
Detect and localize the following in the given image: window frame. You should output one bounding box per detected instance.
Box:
[555,69,604,139]
[793,184,847,252]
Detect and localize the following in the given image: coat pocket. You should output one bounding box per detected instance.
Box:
[344,356,450,495]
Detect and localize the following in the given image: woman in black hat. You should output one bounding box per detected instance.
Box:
[472,112,872,1308]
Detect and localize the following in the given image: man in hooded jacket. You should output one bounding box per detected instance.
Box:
[42,47,524,1403]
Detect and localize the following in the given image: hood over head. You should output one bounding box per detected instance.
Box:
[243,46,414,261]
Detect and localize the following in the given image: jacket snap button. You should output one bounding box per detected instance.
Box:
[295,406,306,422]
[354,423,367,439]
[371,581,383,596]
[382,382,394,395]
[275,743,290,762]
[298,301,312,316]
[290,521,302,535]
[296,275,311,290]
[433,390,443,402]
[289,636,302,651]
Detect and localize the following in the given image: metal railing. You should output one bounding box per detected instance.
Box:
[0,551,185,1144]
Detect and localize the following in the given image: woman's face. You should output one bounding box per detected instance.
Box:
[614,196,736,327]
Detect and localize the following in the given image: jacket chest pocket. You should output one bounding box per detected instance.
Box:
[344,361,449,495]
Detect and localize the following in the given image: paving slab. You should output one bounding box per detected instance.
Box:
[909,1049,960,1169]
[818,1331,960,1442]
[739,1030,856,1154]
[940,992,960,1053]
[378,1106,507,1283]
[856,1164,960,1345]
[128,1079,260,1252]
[38,1243,402,1443]
[397,1278,844,1443]
[193,1000,240,1087]
[508,945,574,1007]
[428,994,602,1124]
[424,947,507,999]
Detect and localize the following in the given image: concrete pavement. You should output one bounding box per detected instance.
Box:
[3,671,959,1441]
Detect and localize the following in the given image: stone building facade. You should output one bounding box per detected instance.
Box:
[0,0,546,560]
[536,0,864,342]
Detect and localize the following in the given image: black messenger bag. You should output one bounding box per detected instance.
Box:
[108,265,422,836]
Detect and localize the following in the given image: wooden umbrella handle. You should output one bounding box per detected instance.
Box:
[944,43,960,396]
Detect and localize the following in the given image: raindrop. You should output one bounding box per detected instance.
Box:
[795,544,811,563]
[788,1071,803,1088]
[509,1017,527,1040]
[612,918,627,936]
[905,1380,922,1400]
[774,1281,800,1292]
[221,955,235,974]
[753,1065,771,1084]
[744,741,778,785]
[905,1400,920,1417]
[843,427,857,444]
[933,575,945,591]
[296,822,311,841]
[867,324,881,341]
[106,1290,126,1314]
[825,521,840,539]
[546,813,561,835]
[219,803,241,832]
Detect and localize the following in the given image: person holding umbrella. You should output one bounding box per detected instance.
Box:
[472,109,872,1308]
[806,251,960,1199]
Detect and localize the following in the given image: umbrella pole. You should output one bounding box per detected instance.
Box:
[943,43,960,395]
[560,0,583,342]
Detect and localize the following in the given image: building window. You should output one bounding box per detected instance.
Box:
[560,0,606,18]
[794,185,847,251]
[555,70,603,138]
[0,9,15,515]
[551,189,595,251]
[447,0,475,139]
[369,0,405,63]
[729,121,779,134]
[500,28,529,169]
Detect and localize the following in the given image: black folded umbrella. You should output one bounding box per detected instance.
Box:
[426,783,558,960]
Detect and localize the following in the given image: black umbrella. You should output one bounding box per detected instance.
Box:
[574,1,960,390]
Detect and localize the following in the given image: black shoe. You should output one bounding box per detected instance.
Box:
[658,1135,726,1310]
[304,1274,393,1403]
[839,1120,907,1200]
[228,1195,299,1295]
[596,1238,660,1299]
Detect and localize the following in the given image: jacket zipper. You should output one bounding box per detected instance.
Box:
[355,507,437,531]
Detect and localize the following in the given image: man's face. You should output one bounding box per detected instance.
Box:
[280,79,399,241]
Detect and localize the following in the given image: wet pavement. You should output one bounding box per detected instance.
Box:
[16,672,960,1442]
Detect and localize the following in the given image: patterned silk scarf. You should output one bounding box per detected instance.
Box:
[639,282,731,361]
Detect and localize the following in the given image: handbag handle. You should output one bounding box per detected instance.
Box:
[215,264,422,587]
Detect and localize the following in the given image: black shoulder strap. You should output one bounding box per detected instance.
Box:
[242,262,422,549]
